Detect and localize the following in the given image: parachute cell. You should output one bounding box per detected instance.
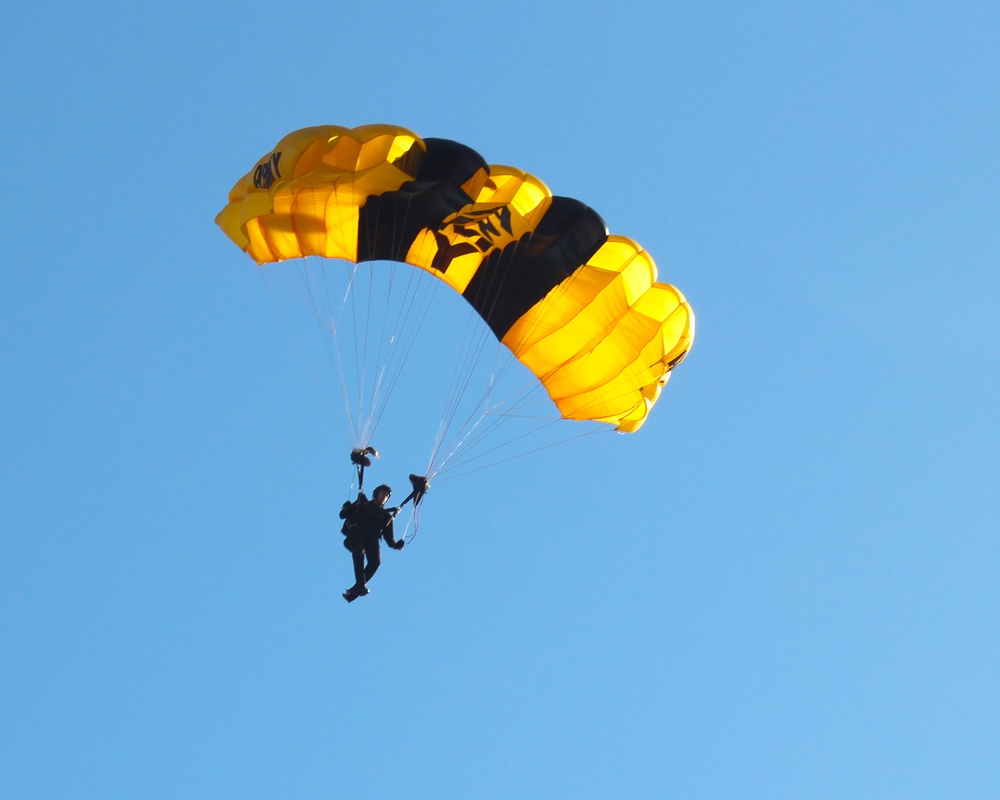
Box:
[216,124,694,432]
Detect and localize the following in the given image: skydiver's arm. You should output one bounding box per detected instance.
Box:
[382,518,403,550]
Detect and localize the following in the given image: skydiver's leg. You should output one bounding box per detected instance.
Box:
[363,541,381,582]
[351,546,366,588]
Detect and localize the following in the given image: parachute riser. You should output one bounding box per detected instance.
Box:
[350,446,379,493]
[390,473,430,519]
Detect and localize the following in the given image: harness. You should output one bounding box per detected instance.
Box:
[345,449,430,541]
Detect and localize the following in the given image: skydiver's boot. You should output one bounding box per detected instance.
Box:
[343,583,369,603]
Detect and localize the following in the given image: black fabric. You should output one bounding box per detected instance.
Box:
[463,197,608,339]
[358,141,610,342]
[357,138,487,264]
[340,494,399,587]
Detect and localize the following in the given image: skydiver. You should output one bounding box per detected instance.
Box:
[340,483,404,602]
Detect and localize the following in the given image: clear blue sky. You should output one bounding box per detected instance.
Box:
[3,2,998,798]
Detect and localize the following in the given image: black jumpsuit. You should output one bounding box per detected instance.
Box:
[340,495,400,588]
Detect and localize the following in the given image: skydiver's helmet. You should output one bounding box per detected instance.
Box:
[373,484,392,499]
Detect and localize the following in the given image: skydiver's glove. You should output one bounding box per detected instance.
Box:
[391,540,404,550]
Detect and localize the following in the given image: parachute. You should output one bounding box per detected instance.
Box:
[217,124,694,437]
[217,125,694,486]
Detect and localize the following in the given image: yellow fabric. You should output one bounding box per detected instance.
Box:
[404,168,551,293]
[216,125,421,263]
[502,236,694,432]
[216,125,694,432]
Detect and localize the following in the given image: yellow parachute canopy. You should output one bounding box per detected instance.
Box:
[216,124,694,432]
